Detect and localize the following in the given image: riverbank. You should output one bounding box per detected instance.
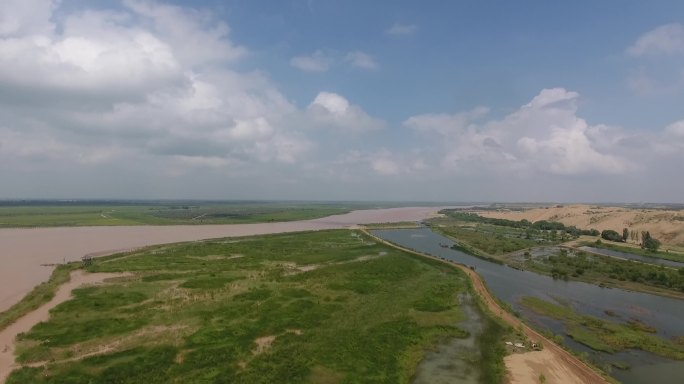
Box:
[0,206,447,314]
[431,223,684,300]
[0,271,128,383]
[361,229,610,384]
[3,230,474,383]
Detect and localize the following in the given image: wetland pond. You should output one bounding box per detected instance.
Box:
[372,228,684,384]
[411,293,483,384]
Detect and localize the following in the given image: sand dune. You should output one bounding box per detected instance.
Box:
[477,205,684,247]
[0,206,446,313]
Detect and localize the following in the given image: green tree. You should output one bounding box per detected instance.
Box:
[643,236,661,252]
[601,229,623,242]
[622,228,629,242]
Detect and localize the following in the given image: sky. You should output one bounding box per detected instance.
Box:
[1,0,683,202]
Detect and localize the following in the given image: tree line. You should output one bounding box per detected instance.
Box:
[600,228,661,252]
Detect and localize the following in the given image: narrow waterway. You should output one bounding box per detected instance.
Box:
[372,228,684,384]
[411,293,483,384]
[578,246,684,268]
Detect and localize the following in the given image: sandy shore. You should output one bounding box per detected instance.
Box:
[0,271,128,383]
[504,350,586,384]
[0,207,446,313]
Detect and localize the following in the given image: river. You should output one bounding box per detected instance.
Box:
[372,228,684,384]
[579,246,684,268]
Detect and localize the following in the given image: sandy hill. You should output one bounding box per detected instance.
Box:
[476,205,684,247]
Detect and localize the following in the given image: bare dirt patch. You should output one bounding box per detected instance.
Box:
[252,335,276,355]
[0,271,130,383]
[505,349,585,384]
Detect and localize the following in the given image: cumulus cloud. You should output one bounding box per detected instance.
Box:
[345,51,378,70]
[0,0,313,178]
[306,92,385,132]
[290,50,330,72]
[385,23,417,37]
[406,88,631,175]
[627,23,684,56]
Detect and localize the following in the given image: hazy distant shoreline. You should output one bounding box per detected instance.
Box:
[0,206,448,313]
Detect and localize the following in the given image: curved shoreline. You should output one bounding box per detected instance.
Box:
[361,228,610,384]
[0,271,129,384]
[0,206,448,313]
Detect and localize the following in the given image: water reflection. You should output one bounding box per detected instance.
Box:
[372,228,684,384]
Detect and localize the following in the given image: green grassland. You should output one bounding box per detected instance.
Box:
[0,202,354,227]
[520,296,684,359]
[7,230,507,384]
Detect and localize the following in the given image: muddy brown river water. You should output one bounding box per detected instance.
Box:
[0,207,447,313]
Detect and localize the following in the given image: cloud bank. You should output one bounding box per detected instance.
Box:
[0,1,682,201]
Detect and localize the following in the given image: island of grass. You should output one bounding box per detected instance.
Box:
[7,230,509,384]
[427,211,570,262]
[519,296,684,360]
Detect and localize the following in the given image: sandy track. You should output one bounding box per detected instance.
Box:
[0,207,446,313]
[362,229,609,384]
[0,271,128,383]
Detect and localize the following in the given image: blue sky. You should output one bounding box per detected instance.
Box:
[0,1,683,201]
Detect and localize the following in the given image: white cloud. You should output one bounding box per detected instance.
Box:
[627,23,684,56]
[345,51,378,70]
[292,50,379,71]
[0,0,314,175]
[0,0,56,37]
[123,0,246,66]
[385,23,417,37]
[406,88,631,175]
[666,119,684,137]
[334,149,425,177]
[290,50,330,72]
[404,106,489,137]
[306,92,385,132]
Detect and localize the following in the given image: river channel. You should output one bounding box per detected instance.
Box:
[579,246,684,268]
[372,228,684,384]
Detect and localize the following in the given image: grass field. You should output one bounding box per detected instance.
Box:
[0,202,355,227]
[520,296,684,360]
[7,230,507,383]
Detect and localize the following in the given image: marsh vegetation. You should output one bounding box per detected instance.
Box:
[519,296,684,360]
[7,230,506,383]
